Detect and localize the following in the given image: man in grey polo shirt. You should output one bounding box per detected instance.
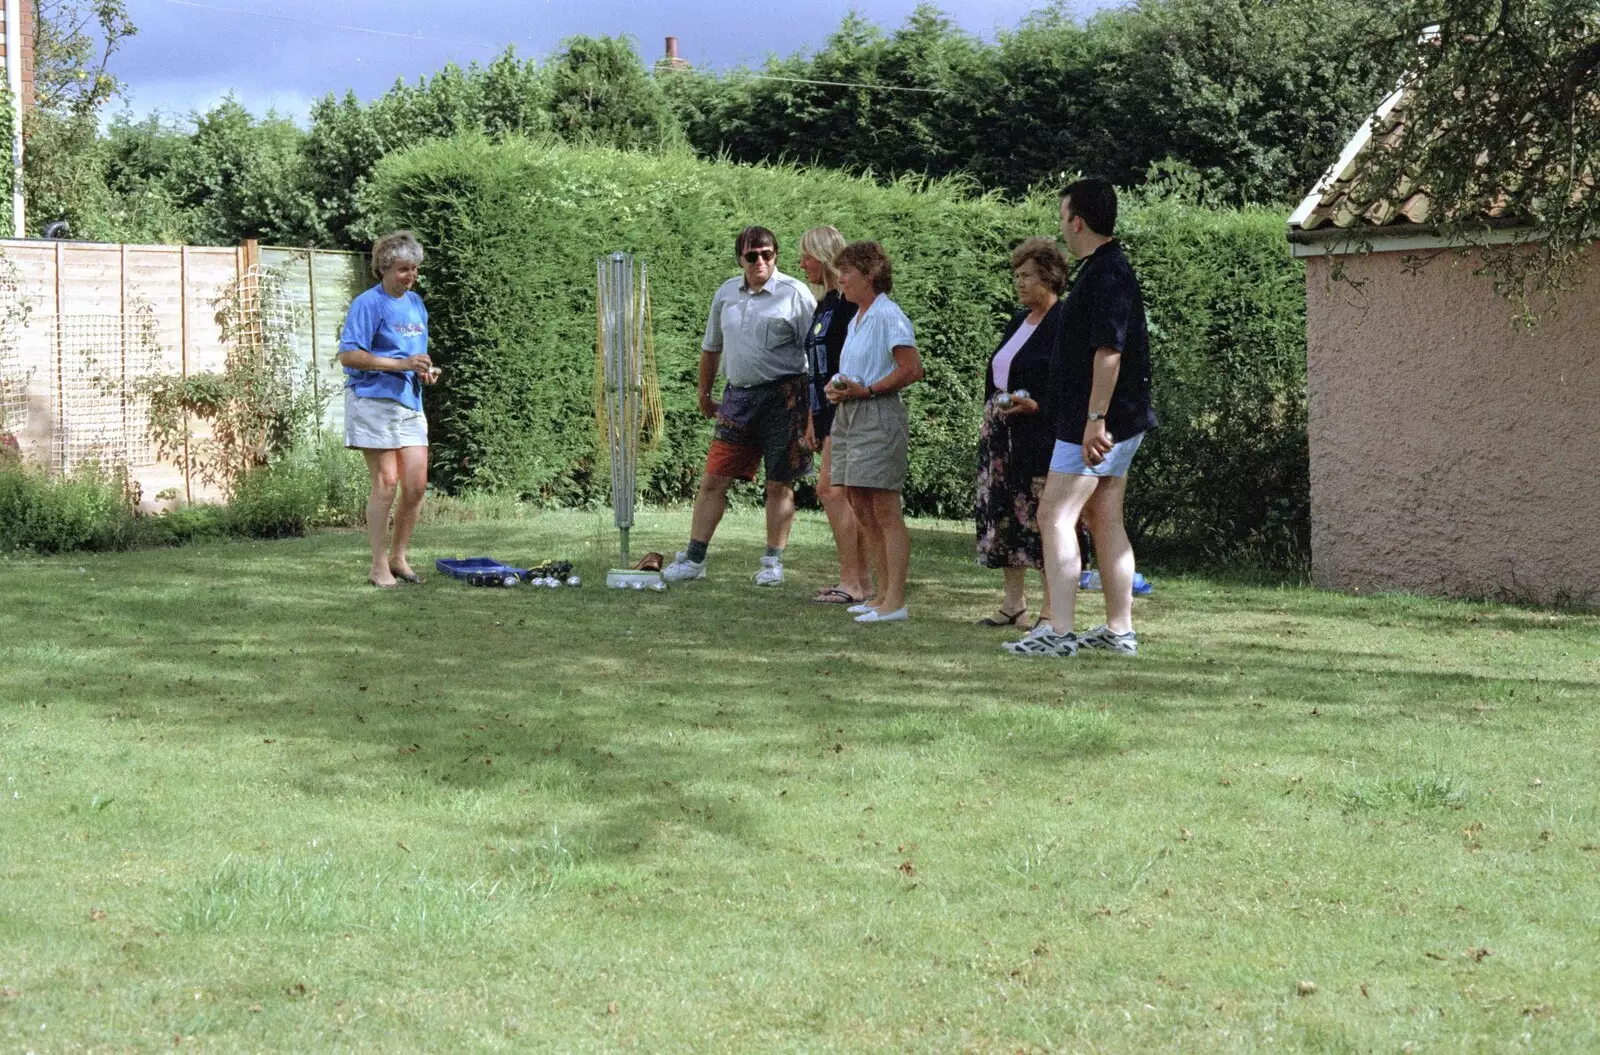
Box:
[663,226,818,585]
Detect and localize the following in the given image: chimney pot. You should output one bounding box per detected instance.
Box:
[666,36,680,60]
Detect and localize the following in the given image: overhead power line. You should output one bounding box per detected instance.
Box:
[159,0,498,51]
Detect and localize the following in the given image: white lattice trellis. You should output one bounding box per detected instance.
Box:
[50,311,163,473]
[0,278,30,438]
[0,341,27,437]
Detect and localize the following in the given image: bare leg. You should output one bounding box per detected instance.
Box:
[1083,476,1135,634]
[687,473,737,547]
[818,437,870,597]
[389,445,429,577]
[867,488,911,612]
[847,487,886,604]
[360,448,400,585]
[1000,567,1027,615]
[764,480,796,550]
[1038,472,1099,635]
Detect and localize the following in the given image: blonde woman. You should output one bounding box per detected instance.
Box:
[798,225,869,604]
[337,230,439,588]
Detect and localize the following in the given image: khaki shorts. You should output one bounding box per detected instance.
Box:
[830,393,909,491]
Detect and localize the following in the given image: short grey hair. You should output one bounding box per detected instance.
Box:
[371,230,424,279]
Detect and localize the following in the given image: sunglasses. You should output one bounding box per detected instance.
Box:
[742,248,775,263]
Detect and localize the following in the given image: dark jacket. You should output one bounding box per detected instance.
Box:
[984,301,1063,479]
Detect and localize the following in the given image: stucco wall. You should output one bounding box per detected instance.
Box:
[1304,246,1600,607]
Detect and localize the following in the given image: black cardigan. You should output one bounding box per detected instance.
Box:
[984,301,1063,479]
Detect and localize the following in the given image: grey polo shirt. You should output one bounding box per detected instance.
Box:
[701,270,817,388]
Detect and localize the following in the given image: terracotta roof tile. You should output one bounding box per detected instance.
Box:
[1289,85,1425,232]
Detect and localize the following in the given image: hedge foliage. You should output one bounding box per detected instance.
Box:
[367,137,1308,560]
[0,462,138,554]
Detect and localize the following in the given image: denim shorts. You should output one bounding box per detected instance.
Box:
[1049,431,1145,478]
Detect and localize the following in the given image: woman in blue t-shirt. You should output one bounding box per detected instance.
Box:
[337,230,438,588]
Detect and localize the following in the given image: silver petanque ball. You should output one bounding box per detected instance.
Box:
[650,581,667,592]
[996,391,1015,409]
[566,575,582,587]
[829,373,848,390]
[631,581,644,590]
[1012,388,1030,401]
[546,579,560,589]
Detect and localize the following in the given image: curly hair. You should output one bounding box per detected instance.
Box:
[370,230,424,280]
[836,241,894,295]
[1010,236,1071,295]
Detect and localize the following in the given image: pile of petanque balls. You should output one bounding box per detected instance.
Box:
[525,560,580,588]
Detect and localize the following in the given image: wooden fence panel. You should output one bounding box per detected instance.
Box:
[1,239,366,504]
[260,246,368,431]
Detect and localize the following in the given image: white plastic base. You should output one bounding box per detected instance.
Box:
[605,569,667,591]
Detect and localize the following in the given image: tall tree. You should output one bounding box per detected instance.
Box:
[23,0,137,237]
[1352,0,1600,309]
[543,35,680,149]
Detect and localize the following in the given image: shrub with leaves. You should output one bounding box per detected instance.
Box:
[0,461,138,554]
[142,265,320,494]
[367,137,1310,561]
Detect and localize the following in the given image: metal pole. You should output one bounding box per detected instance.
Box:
[5,0,24,239]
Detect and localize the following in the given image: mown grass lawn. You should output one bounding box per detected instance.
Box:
[2,509,1597,1052]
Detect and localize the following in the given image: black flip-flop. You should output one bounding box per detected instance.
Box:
[390,567,423,584]
[811,587,865,605]
[979,608,1026,627]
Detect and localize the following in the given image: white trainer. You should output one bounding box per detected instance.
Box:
[753,555,784,586]
[662,552,706,582]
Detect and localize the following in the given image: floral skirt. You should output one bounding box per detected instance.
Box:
[975,400,1045,569]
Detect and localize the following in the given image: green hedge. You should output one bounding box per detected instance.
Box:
[366,137,1308,560]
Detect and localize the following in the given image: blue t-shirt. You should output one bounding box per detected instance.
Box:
[339,285,429,410]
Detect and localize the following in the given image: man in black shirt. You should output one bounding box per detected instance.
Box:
[1005,178,1157,659]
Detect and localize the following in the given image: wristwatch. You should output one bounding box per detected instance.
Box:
[1087,411,1107,422]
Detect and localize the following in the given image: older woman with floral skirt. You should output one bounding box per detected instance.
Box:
[976,237,1070,628]
[826,241,925,624]
[337,230,439,588]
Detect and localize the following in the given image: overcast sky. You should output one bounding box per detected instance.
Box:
[113,0,1117,122]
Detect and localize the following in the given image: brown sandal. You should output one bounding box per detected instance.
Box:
[633,552,664,572]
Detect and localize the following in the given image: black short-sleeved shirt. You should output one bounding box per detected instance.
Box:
[1050,240,1158,445]
[805,289,857,411]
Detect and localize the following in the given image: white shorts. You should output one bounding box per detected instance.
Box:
[344,389,428,449]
